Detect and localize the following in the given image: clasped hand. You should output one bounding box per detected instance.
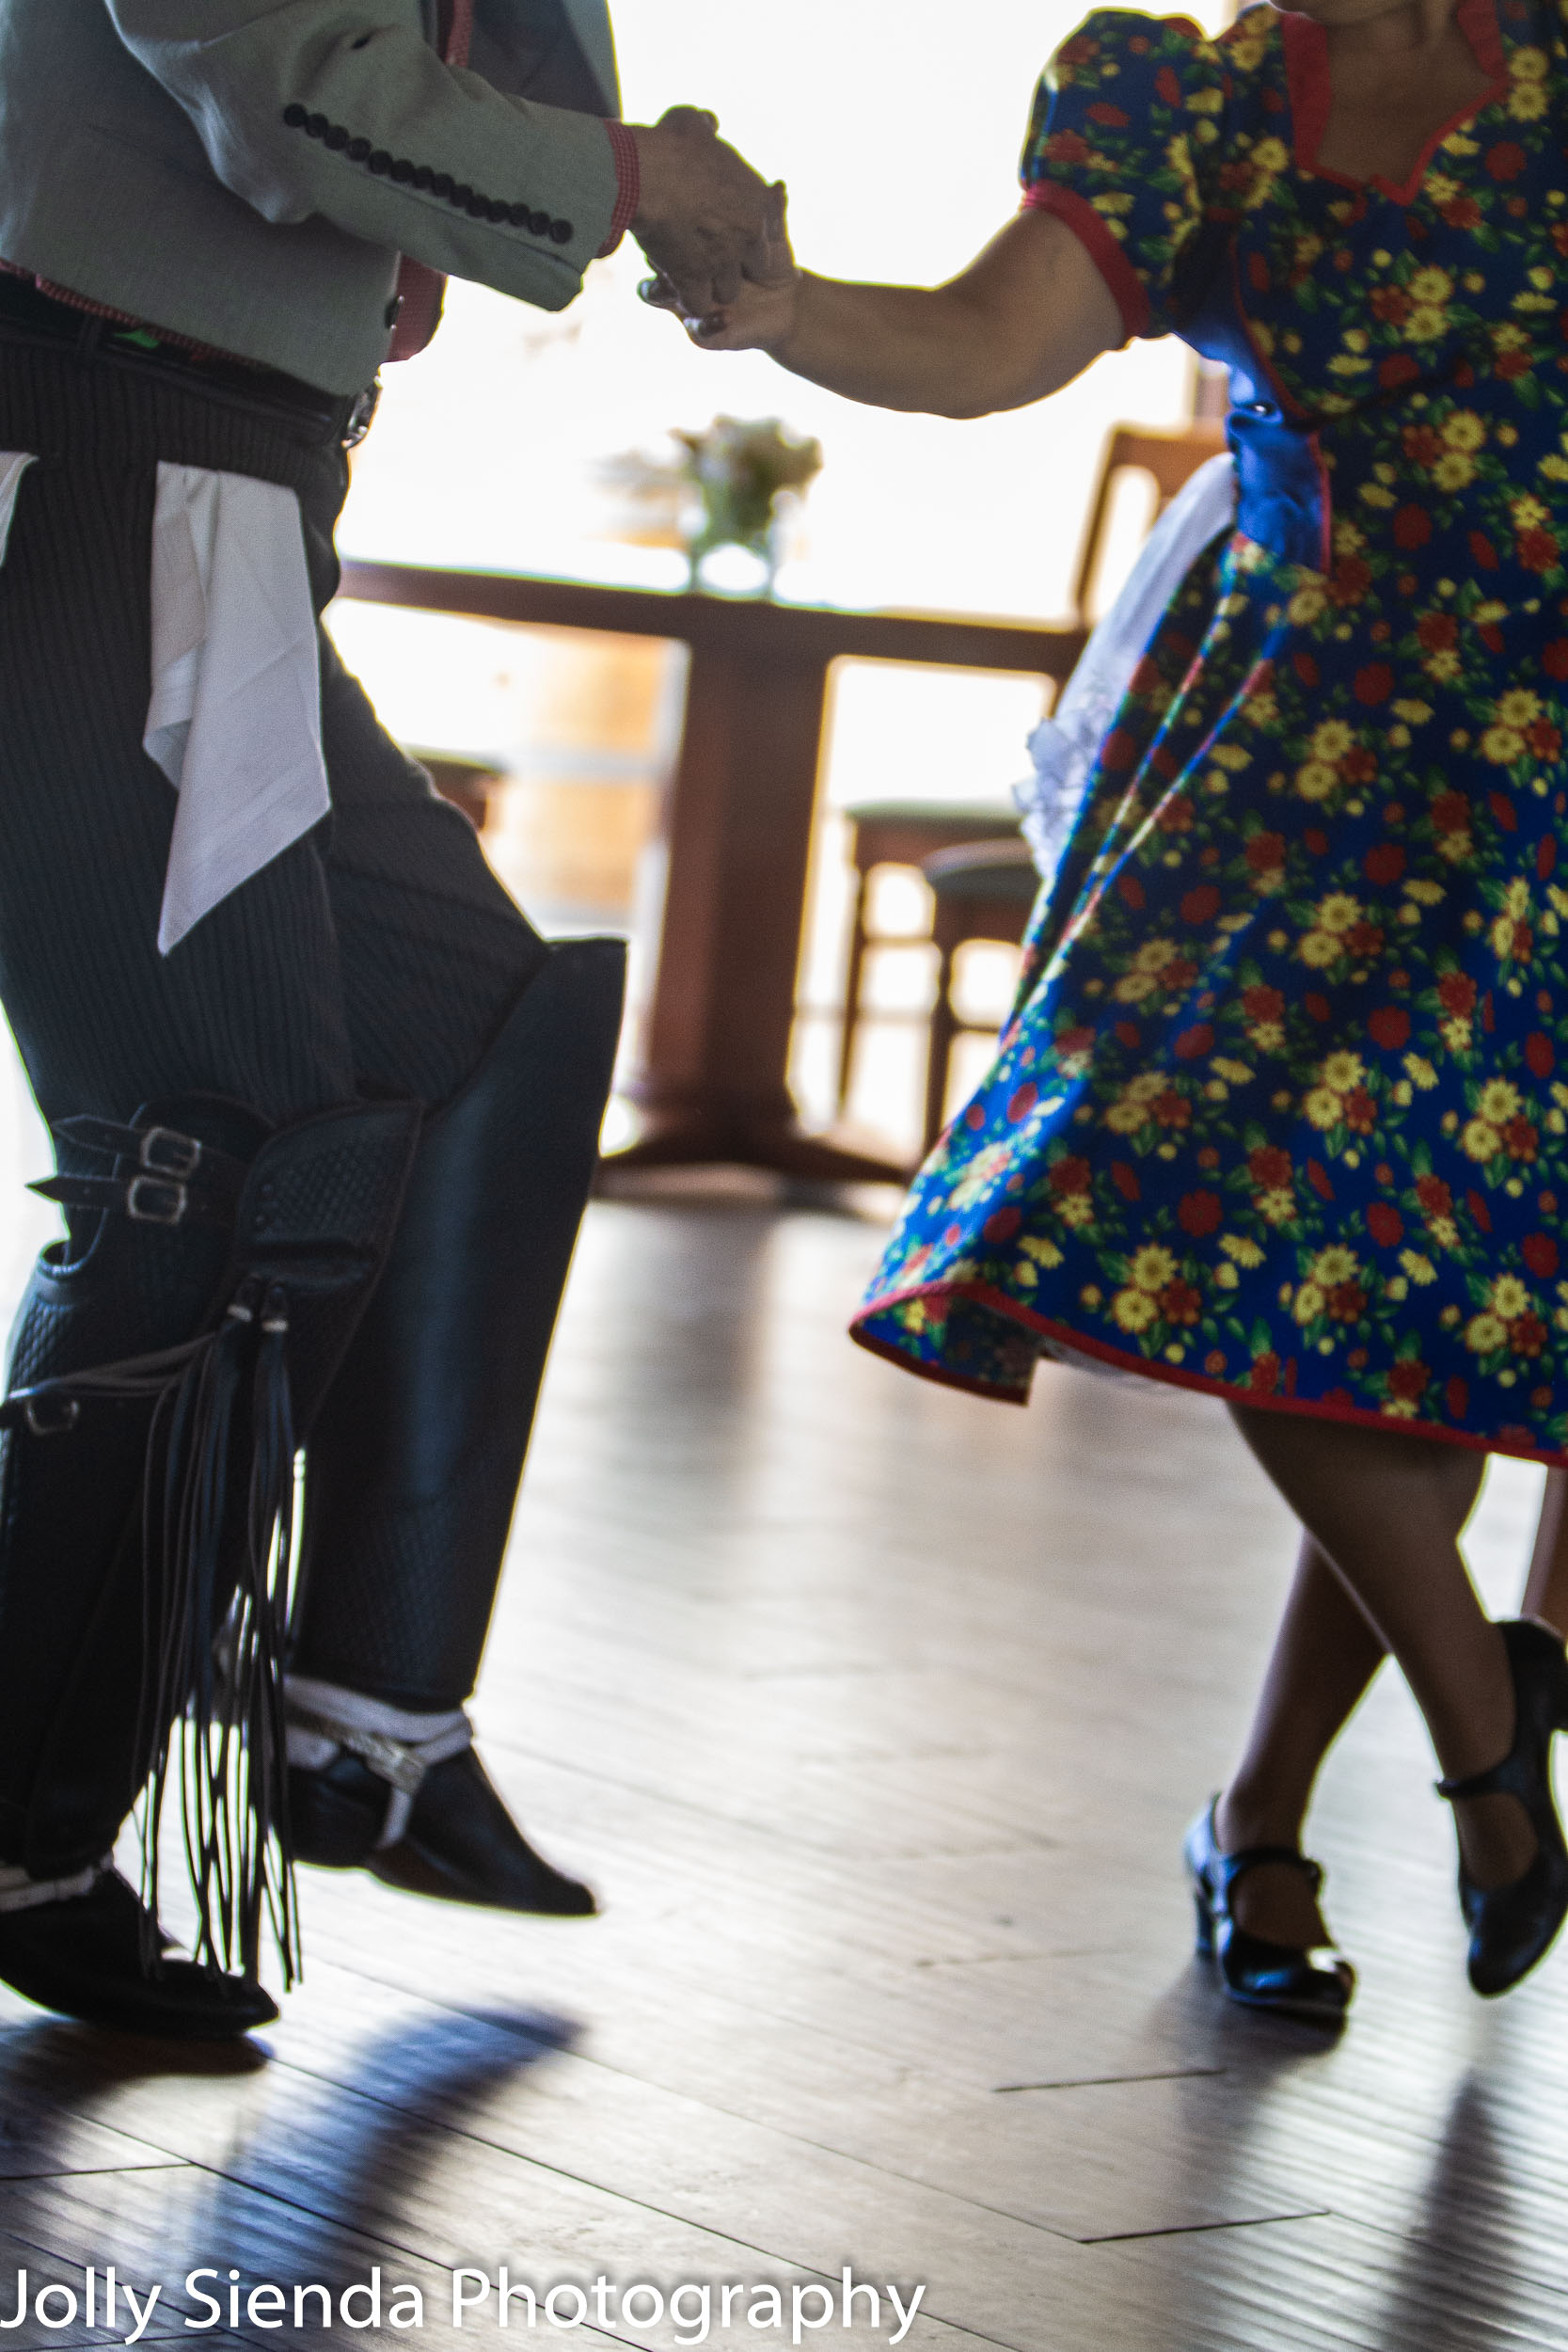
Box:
[638,182,800,356]
[629,107,784,316]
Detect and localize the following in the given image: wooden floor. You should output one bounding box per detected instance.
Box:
[2,1187,1567,2351]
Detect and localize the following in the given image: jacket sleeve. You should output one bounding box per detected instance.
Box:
[103,0,624,305]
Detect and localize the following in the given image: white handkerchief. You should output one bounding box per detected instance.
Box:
[145,463,330,955]
[0,453,36,561]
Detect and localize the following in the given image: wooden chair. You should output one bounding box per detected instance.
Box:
[919,837,1041,1153]
[835,420,1227,1133]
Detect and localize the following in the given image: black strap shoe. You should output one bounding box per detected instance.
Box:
[0,1867,277,2039]
[289,1744,595,1916]
[1184,1799,1354,2023]
[1436,1616,1568,1998]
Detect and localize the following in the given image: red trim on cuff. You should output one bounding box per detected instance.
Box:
[1021,183,1149,342]
[598,120,641,258]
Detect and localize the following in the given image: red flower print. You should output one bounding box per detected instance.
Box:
[1469,532,1499,570]
[1512,1313,1548,1357]
[1502,1117,1539,1161]
[1418,613,1460,654]
[1343,1088,1377,1134]
[1342,747,1378,786]
[1205,1349,1227,1377]
[1364,843,1405,885]
[1117,871,1147,909]
[1354,663,1394,705]
[1155,64,1182,103]
[1544,640,1568,679]
[1174,1024,1214,1059]
[1466,1188,1493,1232]
[1519,529,1560,573]
[1527,720,1561,759]
[1101,726,1139,770]
[1244,983,1286,1020]
[1049,1155,1091,1194]
[1416,1174,1453,1216]
[1367,1201,1404,1247]
[1402,424,1443,466]
[1180,883,1222,925]
[1368,1006,1410,1049]
[1388,1359,1431,1401]
[1249,1352,1281,1395]
[1446,1376,1470,1420]
[1179,1189,1223,1236]
[1441,195,1482,229]
[1541,838,1559,881]
[1304,993,1332,1022]
[1379,355,1420,389]
[1153,1090,1193,1129]
[1307,1160,1336,1200]
[1249,1145,1292,1187]
[1112,1161,1141,1200]
[1331,557,1373,606]
[1245,833,1287,873]
[1371,287,1413,326]
[1437,971,1477,1014]
[1485,141,1527,181]
[1115,1020,1141,1048]
[1523,1232,1559,1279]
[1159,1279,1203,1326]
[1055,1028,1094,1058]
[1086,103,1131,126]
[1526,1032,1555,1077]
[1007,1083,1039,1122]
[1043,130,1092,165]
[983,1206,1022,1243]
[1346,922,1385,959]
[1489,791,1518,833]
[1294,650,1321,687]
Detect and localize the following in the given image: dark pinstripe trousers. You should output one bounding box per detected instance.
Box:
[0,337,546,1133]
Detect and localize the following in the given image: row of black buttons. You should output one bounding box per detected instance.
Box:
[281,103,574,244]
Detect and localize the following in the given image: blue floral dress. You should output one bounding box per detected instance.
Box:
[852,0,1568,1465]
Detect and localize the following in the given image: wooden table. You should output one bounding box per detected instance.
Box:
[340,561,1085,1183]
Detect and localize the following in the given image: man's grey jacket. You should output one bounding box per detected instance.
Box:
[0,0,623,391]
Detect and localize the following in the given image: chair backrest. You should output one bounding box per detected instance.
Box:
[1070,421,1228,626]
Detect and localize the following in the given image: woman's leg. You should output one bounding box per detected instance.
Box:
[1213,1534,1386,1943]
[1228,1408,1536,1898]
[1523,1469,1568,1636]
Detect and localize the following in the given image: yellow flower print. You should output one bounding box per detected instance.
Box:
[1399,1250,1438,1284]
[1403,1054,1440,1089]
[1425,649,1463,684]
[1441,408,1485,451]
[1465,1311,1508,1354]
[1511,43,1548,77]
[1433,453,1475,492]
[1289,585,1327,627]
[1497,689,1543,727]
[1128,1244,1178,1294]
[1504,877,1531,919]
[1315,894,1362,934]
[1462,1118,1502,1160]
[1305,1085,1345,1126]
[1404,879,1446,906]
[1481,725,1526,765]
[1295,762,1338,802]
[1221,1234,1266,1267]
[1320,1051,1366,1091]
[1020,1235,1063,1268]
[1311,721,1354,762]
[1414,269,1456,308]
[1513,494,1550,531]
[1491,1274,1532,1320]
[1510,80,1548,119]
[1111,1286,1159,1333]
[1299,931,1344,970]
[1477,1079,1522,1123]
[1259,1188,1297,1226]
[1310,1246,1360,1286]
[1407,307,1449,342]
[1292,1282,1326,1325]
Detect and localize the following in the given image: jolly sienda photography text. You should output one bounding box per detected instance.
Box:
[1,2265,929,2344]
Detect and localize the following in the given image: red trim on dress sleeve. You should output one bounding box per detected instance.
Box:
[598,120,641,258]
[1021,183,1150,342]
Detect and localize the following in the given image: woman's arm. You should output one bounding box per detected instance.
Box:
[671,206,1124,420]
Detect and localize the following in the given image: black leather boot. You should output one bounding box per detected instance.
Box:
[287,939,625,1912]
[0,1096,419,2035]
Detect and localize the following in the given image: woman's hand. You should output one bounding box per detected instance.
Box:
[640,183,800,353]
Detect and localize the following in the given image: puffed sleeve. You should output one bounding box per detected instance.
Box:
[1020,10,1229,342]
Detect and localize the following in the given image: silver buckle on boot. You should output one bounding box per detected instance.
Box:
[126,1174,187,1225]
[138,1126,203,1178]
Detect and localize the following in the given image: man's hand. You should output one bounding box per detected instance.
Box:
[628,106,774,313]
[640,184,800,355]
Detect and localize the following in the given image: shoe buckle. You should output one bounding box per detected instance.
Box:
[138,1125,203,1178]
[126,1173,188,1225]
[23,1393,80,1438]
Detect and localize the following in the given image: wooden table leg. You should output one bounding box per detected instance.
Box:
[609,637,909,1184]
